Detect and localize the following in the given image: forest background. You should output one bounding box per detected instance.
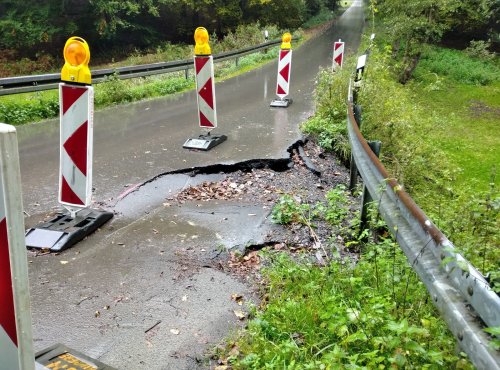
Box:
[0,0,340,76]
[1,0,498,78]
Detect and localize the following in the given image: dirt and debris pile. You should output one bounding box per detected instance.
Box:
[172,140,360,277]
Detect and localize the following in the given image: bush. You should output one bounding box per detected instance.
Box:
[301,66,353,162]
[464,40,496,61]
[0,93,58,125]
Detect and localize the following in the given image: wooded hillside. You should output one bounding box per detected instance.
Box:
[0,0,338,58]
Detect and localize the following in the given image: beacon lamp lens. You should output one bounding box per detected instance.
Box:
[194,27,209,44]
[64,41,87,66]
[282,33,292,43]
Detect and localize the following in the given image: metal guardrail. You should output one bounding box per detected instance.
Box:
[0,39,284,96]
[347,83,500,369]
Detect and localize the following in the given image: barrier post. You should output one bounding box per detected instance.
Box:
[332,39,345,71]
[349,105,362,192]
[353,54,367,104]
[25,37,112,252]
[0,123,35,370]
[270,33,293,108]
[183,27,227,151]
[58,38,94,213]
[359,140,381,232]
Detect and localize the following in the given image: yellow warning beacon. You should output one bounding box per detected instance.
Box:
[281,32,292,50]
[61,36,91,84]
[194,27,211,56]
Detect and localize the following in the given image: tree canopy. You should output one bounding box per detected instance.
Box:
[0,0,337,59]
[376,0,498,83]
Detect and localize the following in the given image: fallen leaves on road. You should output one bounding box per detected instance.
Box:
[230,293,244,305]
[228,251,260,273]
[173,171,279,203]
[233,310,246,320]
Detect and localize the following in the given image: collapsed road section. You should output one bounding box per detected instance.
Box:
[28,139,356,369]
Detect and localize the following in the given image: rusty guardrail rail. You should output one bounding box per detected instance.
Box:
[347,82,500,369]
[0,39,286,96]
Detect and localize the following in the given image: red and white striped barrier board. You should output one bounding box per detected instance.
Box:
[194,56,217,129]
[58,83,94,208]
[333,40,345,70]
[276,49,292,99]
[0,123,34,370]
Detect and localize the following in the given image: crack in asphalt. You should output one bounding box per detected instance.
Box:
[114,138,312,205]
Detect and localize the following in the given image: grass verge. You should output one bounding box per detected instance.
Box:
[302,34,499,283]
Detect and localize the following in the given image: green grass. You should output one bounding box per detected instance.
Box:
[217,194,471,368]
[411,45,499,190]
[356,44,499,279]
[228,252,467,369]
[414,46,499,85]
[409,76,500,191]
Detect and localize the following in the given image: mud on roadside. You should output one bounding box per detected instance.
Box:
[170,139,362,283]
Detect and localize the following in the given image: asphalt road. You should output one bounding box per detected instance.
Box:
[21,2,366,369]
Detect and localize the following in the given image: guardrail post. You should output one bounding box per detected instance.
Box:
[185,67,189,80]
[359,140,381,232]
[349,105,362,192]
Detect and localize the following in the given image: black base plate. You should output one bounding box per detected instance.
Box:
[36,343,116,369]
[183,134,227,151]
[270,98,293,108]
[25,208,113,252]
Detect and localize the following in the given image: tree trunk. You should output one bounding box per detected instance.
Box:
[392,39,400,59]
[399,52,422,84]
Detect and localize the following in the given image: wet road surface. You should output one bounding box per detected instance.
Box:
[18,1,365,217]
[23,2,365,369]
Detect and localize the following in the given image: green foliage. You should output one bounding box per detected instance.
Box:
[430,178,500,284]
[223,238,470,368]
[484,327,500,351]
[0,1,76,51]
[464,40,496,61]
[301,67,352,161]
[271,185,351,229]
[415,45,500,85]
[0,93,59,125]
[271,194,315,225]
[355,48,447,192]
[302,6,335,29]
[357,39,499,278]
[378,0,497,83]
[324,185,350,226]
